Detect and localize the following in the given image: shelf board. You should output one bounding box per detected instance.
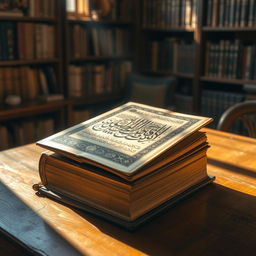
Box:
[203,26,256,32]
[141,70,194,79]
[175,72,194,79]
[201,76,256,85]
[142,27,195,33]
[68,18,133,26]
[0,16,56,23]
[69,91,123,106]
[70,56,132,63]
[0,100,68,121]
[0,59,59,66]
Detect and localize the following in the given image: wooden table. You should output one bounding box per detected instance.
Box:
[1,128,256,256]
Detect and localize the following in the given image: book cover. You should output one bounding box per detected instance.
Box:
[37,102,212,178]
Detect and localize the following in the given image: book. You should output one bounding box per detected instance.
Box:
[34,102,214,229]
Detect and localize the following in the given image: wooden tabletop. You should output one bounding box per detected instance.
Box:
[1,128,256,256]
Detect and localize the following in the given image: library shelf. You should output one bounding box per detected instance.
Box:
[142,27,195,33]
[0,17,56,23]
[201,77,256,86]
[141,70,194,79]
[70,56,132,63]
[0,59,59,67]
[68,19,133,26]
[203,27,256,32]
[0,100,68,121]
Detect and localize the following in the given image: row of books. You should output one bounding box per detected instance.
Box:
[69,24,132,58]
[18,23,56,60]
[142,0,198,29]
[0,0,55,18]
[0,22,55,61]
[145,39,195,74]
[201,89,245,131]
[0,66,59,104]
[0,117,55,151]
[205,40,256,80]
[66,0,132,21]
[68,61,132,97]
[206,0,256,27]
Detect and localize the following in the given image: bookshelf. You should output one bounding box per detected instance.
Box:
[137,0,198,113]
[0,0,67,150]
[137,0,256,132]
[63,0,134,126]
[198,0,256,130]
[1,0,256,149]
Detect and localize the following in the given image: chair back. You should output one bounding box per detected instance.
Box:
[217,101,256,138]
[125,73,176,108]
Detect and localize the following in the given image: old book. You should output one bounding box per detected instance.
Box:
[34,102,214,229]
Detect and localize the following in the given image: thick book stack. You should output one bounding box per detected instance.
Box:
[206,0,256,27]
[205,39,256,80]
[142,0,198,29]
[34,102,214,230]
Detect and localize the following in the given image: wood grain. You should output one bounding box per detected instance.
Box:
[0,128,256,256]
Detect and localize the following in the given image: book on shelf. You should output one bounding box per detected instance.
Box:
[0,1,26,17]
[69,25,131,58]
[145,38,195,74]
[68,61,131,97]
[72,108,91,125]
[0,0,54,18]
[207,0,256,27]
[17,23,55,60]
[0,66,62,104]
[66,0,132,21]
[34,102,214,230]
[142,0,198,29]
[0,22,17,61]
[205,39,256,80]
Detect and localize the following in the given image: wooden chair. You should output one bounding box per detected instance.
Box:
[124,73,176,109]
[217,101,256,138]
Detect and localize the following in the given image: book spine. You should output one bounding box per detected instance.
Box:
[218,0,225,27]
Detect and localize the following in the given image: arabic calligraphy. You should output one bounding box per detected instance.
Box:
[92,117,171,143]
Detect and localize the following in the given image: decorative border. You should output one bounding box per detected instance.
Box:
[52,105,200,167]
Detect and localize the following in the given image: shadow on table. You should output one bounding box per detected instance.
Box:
[0,182,84,256]
[76,183,256,256]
